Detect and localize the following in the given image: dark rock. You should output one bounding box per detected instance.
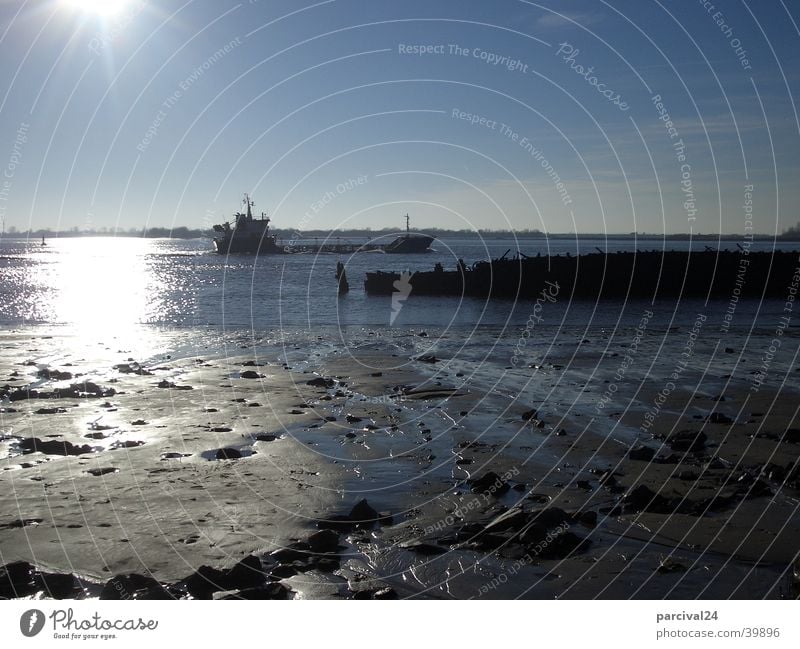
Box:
[346,415,362,423]
[131,419,147,426]
[100,574,169,600]
[629,446,655,462]
[19,438,93,456]
[401,542,447,555]
[253,433,279,442]
[666,430,707,452]
[183,565,228,599]
[707,412,733,425]
[40,572,81,599]
[221,583,289,599]
[307,529,340,553]
[110,440,145,450]
[86,467,118,477]
[34,407,67,415]
[306,377,335,388]
[623,484,672,514]
[240,370,264,379]
[215,448,242,460]
[521,409,538,421]
[37,368,73,381]
[269,565,298,579]
[575,510,598,526]
[414,354,439,363]
[226,555,266,591]
[113,363,152,376]
[349,499,380,527]
[784,428,800,444]
[0,561,37,599]
[270,543,310,563]
[467,471,510,496]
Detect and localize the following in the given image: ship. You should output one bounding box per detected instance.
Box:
[383,214,434,254]
[212,194,285,255]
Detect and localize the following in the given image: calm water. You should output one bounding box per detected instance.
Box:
[0,235,796,333]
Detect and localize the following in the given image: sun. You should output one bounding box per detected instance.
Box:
[63,0,131,16]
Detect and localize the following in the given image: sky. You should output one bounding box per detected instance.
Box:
[0,0,798,235]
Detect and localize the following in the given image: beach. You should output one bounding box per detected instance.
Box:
[2,311,798,599]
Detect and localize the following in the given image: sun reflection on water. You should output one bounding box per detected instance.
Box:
[30,238,160,353]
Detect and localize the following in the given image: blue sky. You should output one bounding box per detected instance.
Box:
[0,0,798,234]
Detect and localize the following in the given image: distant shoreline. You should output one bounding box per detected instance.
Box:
[3,229,800,242]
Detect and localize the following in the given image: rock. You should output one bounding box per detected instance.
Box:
[307,529,340,553]
[215,448,242,460]
[86,467,118,477]
[0,561,37,598]
[37,368,73,380]
[269,565,298,579]
[372,587,397,599]
[657,557,687,574]
[34,407,67,414]
[467,471,510,496]
[240,370,264,379]
[628,446,655,461]
[414,354,438,363]
[622,485,672,514]
[113,363,152,376]
[40,572,81,599]
[784,428,800,444]
[253,433,279,442]
[220,583,289,599]
[521,409,539,421]
[225,555,266,591]
[131,419,147,426]
[346,415,362,423]
[575,510,598,526]
[183,566,228,599]
[19,438,93,456]
[666,430,707,452]
[400,542,447,555]
[349,499,380,527]
[707,412,733,425]
[306,377,335,388]
[100,574,169,600]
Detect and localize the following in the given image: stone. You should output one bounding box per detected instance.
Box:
[349,499,380,527]
[666,430,707,452]
[629,446,655,461]
[225,555,266,591]
[100,574,169,600]
[306,377,335,388]
[307,530,340,553]
[467,471,510,496]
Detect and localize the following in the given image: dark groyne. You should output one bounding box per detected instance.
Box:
[364,250,800,299]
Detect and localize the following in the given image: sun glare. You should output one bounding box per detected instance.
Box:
[64,0,131,16]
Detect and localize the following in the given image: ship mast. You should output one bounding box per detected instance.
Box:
[244,193,254,220]
[405,214,410,234]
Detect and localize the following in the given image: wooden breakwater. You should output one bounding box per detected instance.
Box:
[364,250,800,299]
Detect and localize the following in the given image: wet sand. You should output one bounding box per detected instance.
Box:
[1,325,799,599]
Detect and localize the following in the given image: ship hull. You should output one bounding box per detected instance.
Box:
[383,234,434,254]
[213,234,285,255]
